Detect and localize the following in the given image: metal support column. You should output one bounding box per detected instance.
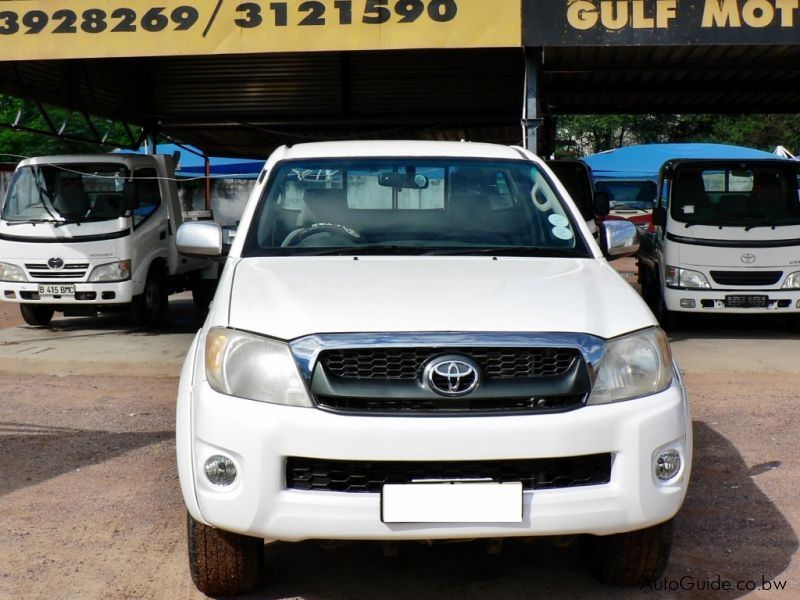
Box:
[522,48,543,154]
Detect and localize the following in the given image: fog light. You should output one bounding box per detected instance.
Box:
[796,300,800,309]
[204,455,237,486]
[655,449,681,481]
[680,299,696,309]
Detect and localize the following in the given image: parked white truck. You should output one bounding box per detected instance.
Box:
[0,153,219,326]
[175,140,691,595]
[638,157,800,328]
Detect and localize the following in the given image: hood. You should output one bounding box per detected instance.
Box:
[225,256,655,340]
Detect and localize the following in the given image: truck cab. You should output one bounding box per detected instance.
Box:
[0,153,216,326]
[638,157,800,328]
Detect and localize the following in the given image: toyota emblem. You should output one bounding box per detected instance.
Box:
[47,257,65,270]
[424,355,481,397]
[741,254,756,264]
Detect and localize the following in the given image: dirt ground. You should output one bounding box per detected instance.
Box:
[0,296,798,599]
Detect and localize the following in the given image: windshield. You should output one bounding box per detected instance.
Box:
[670,163,800,227]
[1,163,129,223]
[242,158,591,257]
[595,180,656,211]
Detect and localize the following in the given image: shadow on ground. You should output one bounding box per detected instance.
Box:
[0,422,172,496]
[22,297,204,336]
[665,313,800,342]
[225,421,796,600]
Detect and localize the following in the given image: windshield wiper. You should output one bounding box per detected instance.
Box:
[291,245,428,256]
[423,246,584,257]
[54,219,84,228]
[744,220,777,231]
[4,218,59,226]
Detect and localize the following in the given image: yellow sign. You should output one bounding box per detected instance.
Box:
[0,0,521,60]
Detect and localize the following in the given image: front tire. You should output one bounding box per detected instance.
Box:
[191,279,217,314]
[187,512,264,596]
[656,290,680,331]
[131,268,167,326]
[20,304,55,327]
[581,519,674,587]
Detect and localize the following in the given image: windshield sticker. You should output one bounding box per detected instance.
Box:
[548,214,569,227]
[552,226,573,241]
[683,205,695,214]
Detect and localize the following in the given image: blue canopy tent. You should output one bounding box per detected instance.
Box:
[118,143,264,211]
[584,143,779,181]
[124,143,264,179]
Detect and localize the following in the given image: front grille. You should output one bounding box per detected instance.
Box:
[321,348,579,380]
[315,394,585,413]
[25,263,89,280]
[286,454,612,493]
[710,271,782,286]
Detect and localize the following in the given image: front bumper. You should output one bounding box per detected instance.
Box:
[177,341,692,542]
[0,279,134,305]
[663,285,800,314]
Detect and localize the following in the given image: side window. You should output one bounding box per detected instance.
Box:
[132,168,161,227]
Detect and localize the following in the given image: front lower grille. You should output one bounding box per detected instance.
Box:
[315,394,585,413]
[25,263,89,280]
[286,454,612,493]
[710,271,782,286]
[321,347,579,380]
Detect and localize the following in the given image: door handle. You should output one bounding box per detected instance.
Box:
[159,230,167,240]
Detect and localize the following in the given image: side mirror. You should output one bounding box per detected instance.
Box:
[594,191,610,217]
[176,221,224,257]
[653,206,667,228]
[123,181,137,212]
[600,220,640,260]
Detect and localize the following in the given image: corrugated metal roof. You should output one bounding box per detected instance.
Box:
[0,45,797,157]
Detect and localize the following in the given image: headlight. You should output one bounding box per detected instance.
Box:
[88,260,131,282]
[782,271,800,289]
[204,327,312,407]
[665,265,710,289]
[587,328,674,405]
[0,261,27,282]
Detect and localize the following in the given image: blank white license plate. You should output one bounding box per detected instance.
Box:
[38,284,75,296]
[381,482,523,524]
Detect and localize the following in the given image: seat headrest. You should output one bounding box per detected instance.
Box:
[301,188,348,223]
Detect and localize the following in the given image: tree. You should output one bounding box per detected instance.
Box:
[0,96,141,163]
[556,113,800,157]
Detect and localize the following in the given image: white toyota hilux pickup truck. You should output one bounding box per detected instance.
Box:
[175,140,692,596]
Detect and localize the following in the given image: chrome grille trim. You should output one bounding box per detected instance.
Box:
[289,332,607,384]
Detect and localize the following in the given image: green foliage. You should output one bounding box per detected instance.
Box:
[557,113,800,157]
[0,96,140,164]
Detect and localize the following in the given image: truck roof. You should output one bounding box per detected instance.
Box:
[584,143,780,180]
[280,140,528,161]
[17,153,160,167]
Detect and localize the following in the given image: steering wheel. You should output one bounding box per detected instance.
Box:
[281,222,363,247]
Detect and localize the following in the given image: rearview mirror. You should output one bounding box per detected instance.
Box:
[378,172,429,189]
[176,221,224,257]
[600,220,639,260]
